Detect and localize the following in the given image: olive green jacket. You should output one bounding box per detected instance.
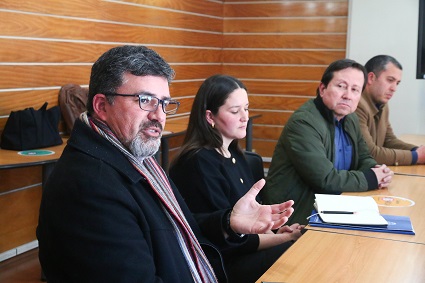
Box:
[262,96,378,225]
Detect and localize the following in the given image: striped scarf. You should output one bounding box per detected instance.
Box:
[80,112,217,283]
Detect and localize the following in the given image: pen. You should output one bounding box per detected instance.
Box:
[320,211,354,214]
[306,211,355,220]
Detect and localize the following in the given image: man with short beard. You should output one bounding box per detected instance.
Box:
[37,45,295,283]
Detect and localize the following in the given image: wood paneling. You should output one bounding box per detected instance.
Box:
[252,124,284,141]
[0,12,222,47]
[0,167,41,193]
[249,110,293,126]
[0,64,223,89]
[223,65,326,81]
[0,66,91,89]
[0,186,42,252]
[114,0,223,17]
[249,96,311,113]
[223,0,348,159]
[172,97,194,114]
[223,50,346,65]
[0,0,223,32]
[169,81,203,98]
[249,139,281,159]
[0,39,222,64]
[224,18,347,33]
[224,1,348,17]
[245,81,318,96]
[172,65,222,81]
[0,89,61,116]
[223,34,346,49]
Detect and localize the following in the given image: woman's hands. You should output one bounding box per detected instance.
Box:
[230,179,295,234]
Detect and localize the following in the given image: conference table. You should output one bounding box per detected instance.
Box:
[389,134,425,177]
[256,229,425,283]
[256,134,425,283]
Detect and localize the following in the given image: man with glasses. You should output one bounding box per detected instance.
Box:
[262,59,394,226]
[37,45,295,282]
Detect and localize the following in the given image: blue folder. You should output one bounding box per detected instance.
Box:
[308,210,415,235]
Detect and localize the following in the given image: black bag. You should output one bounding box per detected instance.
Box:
[0,102,63,150]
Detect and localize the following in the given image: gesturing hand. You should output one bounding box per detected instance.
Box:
[230,179,294,234]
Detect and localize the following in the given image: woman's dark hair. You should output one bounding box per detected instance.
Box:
[173,74,247,164]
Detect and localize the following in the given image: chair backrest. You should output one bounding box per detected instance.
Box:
[244,151,265,183]
[59,84,88,135]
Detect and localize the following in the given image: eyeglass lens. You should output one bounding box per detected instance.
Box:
[139,96,179,114]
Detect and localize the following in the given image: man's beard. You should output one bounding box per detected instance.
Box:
[127,121,162,159]
[129,135,161,159]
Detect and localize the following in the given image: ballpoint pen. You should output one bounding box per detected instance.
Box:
[320,211,355,214]
[306,211,355,220]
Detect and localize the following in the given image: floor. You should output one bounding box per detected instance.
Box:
[0,248,43,283]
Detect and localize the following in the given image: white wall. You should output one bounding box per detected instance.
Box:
[347,0,425,135]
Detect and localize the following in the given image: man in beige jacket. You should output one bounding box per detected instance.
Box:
[356,55,425,166]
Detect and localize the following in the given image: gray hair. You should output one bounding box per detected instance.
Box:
[87,45,175,113]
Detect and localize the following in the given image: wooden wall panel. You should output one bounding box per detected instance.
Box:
[0,186,42,252]
[112,0,223,17]
[223,50,346,65]
[223,34,346,49]
[223,0,348,160]
[0,64,219,91]
[0,39,222,64]
[251,139,282,159]
[0,167,41,193]
[0,0,223,32]
[249,110,293,126]
[170,97,194,114]
[0,66,91,89]
[172,65,222,81]
[252,125,284,141]
[223,65,326,81]
[169,81,203,98]
[245,81,318,96]
[224,18,348,33]
[249,96,312,111]
[0,12,222,47]
[224,1,348,17]
[0,90,63,116]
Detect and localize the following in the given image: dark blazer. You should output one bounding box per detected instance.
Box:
[37,119,226,283]
[170,148,290,283]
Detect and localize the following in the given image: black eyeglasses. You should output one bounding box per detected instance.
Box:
[105,93,180,115]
